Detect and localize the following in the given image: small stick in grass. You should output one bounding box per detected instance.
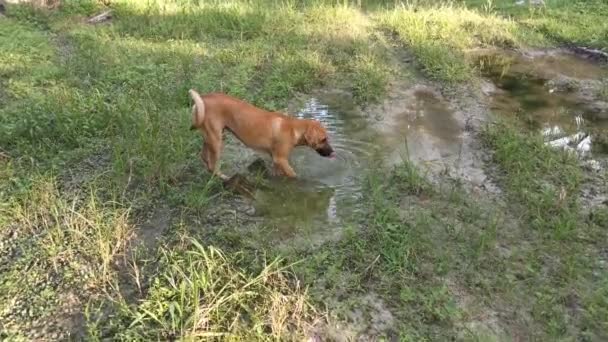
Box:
[87,10,112,24]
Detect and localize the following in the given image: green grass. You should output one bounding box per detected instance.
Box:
[1,0,607,340]
[482,123,582,236]
[89,238,318,341]
[377,4,523,82]
[479,123,608,339]
[465,0,608,48]
[0,176,132,338]
[377,0,608,82]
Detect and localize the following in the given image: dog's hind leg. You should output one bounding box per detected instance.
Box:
[200,143,211,171]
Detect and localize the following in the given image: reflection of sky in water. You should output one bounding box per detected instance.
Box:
[407,90,461,146]
[541,116,595,157]
[326,194,338,224]
[379,89,463,165]
[298,98,330,120]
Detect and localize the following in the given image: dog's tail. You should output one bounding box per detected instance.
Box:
[188,89,205,130]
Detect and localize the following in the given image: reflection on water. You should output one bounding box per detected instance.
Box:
[407,89,461,144]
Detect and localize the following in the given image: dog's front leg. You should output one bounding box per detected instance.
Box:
[270,144,296,178]
[201,138,229,181]
[272,157,296,178]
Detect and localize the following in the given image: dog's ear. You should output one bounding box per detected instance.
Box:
[303,122,322,146]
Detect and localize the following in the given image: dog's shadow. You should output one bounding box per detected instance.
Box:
[223,158,335,219]
[221,158,271,198]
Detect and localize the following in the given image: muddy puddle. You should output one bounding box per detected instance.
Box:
[236,90,464,245]
[377,87,463,166]
[476,49,608,156]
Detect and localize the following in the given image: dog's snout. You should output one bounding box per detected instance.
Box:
[316,144,334,157]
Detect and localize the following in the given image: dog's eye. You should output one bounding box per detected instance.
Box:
[321,138,327,143]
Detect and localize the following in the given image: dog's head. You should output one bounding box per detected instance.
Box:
[303,120,336,158]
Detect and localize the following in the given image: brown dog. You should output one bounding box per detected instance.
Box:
[188,90,335,180]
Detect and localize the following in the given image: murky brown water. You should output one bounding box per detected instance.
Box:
[380,88,462,165]
[475,48,608,80]
[515,49,607,80]
[406,90,461,143]
[477,49,608,154]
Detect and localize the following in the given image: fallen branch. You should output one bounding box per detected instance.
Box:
[87,9,112,24]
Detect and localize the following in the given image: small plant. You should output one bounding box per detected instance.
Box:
[483,0,495,13]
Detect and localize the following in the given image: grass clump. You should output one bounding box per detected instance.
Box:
[462,0,608,48]
[481,123,581,236]
[0,176,132,338]
[95,238,319,341]
[378,3,520,82]
[112,1,271,41]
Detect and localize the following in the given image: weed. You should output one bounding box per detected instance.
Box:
[351,53,389,104]
[589,207,608,228]
[390,159,432,196]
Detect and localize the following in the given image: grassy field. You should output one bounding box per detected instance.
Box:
[1,0,608,340]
